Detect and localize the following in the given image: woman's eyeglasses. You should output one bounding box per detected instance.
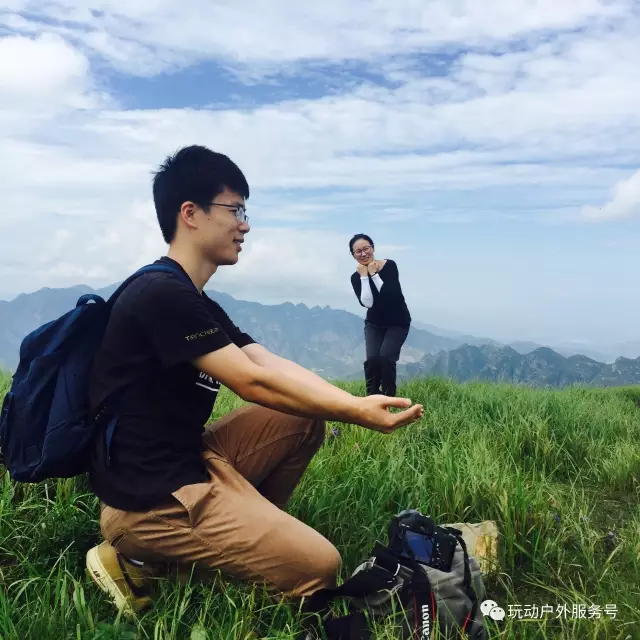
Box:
[354,246,372,256]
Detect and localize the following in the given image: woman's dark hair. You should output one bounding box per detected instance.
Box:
[349,233,374,255]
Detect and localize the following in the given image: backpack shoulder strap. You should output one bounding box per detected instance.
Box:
[106,263,196,309]
[92,262,197,438]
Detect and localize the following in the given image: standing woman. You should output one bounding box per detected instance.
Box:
[349,234,411,397]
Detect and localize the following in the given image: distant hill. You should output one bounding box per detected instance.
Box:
[412,323,622,363]
[508,340,547,354]
[398,344,640,388]
[1,283,637,388]
[0,283,458,378]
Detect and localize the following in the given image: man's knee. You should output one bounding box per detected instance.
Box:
[266,522,342,597]
[302,541,342,594]
[318,540,342,582]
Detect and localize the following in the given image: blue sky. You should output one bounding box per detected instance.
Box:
[0,0,639,349]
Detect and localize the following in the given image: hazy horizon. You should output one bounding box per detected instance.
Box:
[0,272,636,352]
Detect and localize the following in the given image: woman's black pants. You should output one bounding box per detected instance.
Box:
[363,322,410,397]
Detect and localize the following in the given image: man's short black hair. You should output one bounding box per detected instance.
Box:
[152,145,250,243]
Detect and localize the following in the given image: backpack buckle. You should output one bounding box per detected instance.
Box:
[371,553,402,577]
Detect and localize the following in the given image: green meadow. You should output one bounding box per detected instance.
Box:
[0,371,639,639]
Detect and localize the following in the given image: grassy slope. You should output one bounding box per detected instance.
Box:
[0,372,639,639]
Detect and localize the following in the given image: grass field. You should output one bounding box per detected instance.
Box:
[1,371,639,639]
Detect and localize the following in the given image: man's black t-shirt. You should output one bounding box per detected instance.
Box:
[88,257,255,512]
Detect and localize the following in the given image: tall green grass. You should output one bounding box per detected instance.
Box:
[0,372,639,639]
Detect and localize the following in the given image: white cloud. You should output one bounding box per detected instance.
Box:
[3,0,632,75]
[1,1,640,343]
[581,170,640,221]
[0,20,637,296]
[0,32,100,111]
[213,228,356,306]
[0,196,166,291]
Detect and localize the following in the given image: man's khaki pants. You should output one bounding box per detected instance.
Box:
[99,404,341,598]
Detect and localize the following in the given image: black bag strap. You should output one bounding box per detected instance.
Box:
[301,542,406,640]
[296,612,370,640]
[104,262,196,311]
[304,559,397,613]
[324,612,371,640]
[445,528,480,637]
[302,545,440,640]
[390,547,436,640]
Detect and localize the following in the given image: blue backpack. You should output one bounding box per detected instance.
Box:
[0,263,193,483]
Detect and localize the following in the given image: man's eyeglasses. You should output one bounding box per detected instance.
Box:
[209,202,249,224]
[354,246,372,256]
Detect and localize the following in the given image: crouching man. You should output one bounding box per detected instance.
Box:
[85,145,424,615]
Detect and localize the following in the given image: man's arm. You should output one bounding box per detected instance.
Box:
[192,343,423,434]
[241,343,349,395]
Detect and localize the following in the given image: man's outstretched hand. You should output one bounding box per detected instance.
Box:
[353,395,424,434]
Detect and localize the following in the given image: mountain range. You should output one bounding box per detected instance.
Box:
[0,283,460,378]
[396,344,640,388]
[0,283,638,388]
[411,322,637,364]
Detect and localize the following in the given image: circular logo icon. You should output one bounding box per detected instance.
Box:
[489,606,505,621]
[481,600,505,621]
[481,600,499,616]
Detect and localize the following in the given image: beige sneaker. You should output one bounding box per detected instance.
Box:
[86,542,153,616]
